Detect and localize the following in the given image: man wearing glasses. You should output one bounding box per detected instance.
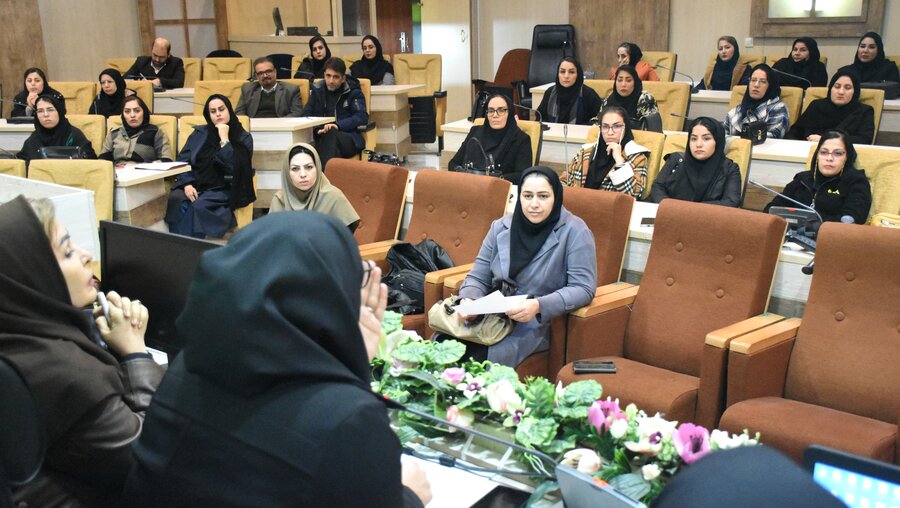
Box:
[235,57,303,118]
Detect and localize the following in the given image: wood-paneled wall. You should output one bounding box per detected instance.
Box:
[226,0,333,37]
[1,0,48,117]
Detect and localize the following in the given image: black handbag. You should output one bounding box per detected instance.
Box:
[740,120,767,145]
[364,150,402,166]
[383,240,454,315]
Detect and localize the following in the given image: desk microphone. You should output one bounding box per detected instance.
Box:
[748,179,824,225]
[770,67,811,89]
[512,103,549,131]
[654,64,698,94]
[284,68,317,81]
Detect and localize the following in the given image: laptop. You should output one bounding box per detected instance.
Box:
[556,464,646,508]
[803,445,900,508]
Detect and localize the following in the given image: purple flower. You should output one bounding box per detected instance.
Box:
[588,398,627,434]
[673,423,711,464]
[441,367,466,385]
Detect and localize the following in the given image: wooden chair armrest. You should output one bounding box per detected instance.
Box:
[705,314,786,349]
[729,318,802,355]
[571,285,639,318]
[424,263,474,285]
[443,271,469,293]
[358,240,399,261]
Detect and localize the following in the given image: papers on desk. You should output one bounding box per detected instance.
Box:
[402,455,498,508]
[453,291,528,316]
[133,161,188,171]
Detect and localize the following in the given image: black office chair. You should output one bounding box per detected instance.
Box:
[267,53,294,79]
[517,24,576,114]
[0,355,44,507]
[206,49,242,58]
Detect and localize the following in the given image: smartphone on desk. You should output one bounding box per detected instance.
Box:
[573,360,616,374]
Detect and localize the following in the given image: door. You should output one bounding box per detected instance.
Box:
[375,0,414,56]
[421,0,472,122]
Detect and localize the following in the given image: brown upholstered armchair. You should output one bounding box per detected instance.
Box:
[472,49,531,107]
[719,223,900,464]
[326,159,409,245]
[557,200,787,429]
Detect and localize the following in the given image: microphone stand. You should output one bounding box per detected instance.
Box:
[654,64,698,94]
[512,103,549,131]
[770,67,812,89]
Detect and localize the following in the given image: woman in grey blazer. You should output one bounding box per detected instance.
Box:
[457,166,597,366]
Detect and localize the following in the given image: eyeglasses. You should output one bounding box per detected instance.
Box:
[35,107,57,115]
[361,262,373,288]
[818,149,846,158]
[601,123,625,132]
[749,78,769,85]
[486,107,509,116]
[255,69,275,77]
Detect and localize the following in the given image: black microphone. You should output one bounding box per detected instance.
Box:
[770,67,812,89]
[654,64,698,94]
[512,102,549,131]
[749,179,824,225]
[801,260,815,275]
[465,136,495,174]
[0,146,19,159]
[164,96,208,107]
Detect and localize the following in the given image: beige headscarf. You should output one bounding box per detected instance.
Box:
[269,143,360,227]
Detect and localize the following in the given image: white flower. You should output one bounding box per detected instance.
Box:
[556,381,566,400]
[484,380,522,414]
[456,373,486,399]
[561,448,602,473]
[609,418,629,439]
[710,429,759,450]
[624,414,678,455]
[642,463,661,481]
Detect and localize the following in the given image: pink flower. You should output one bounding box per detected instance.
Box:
[441,367,466,385]
[673,423,711,464]
[588,398,627,434]
[445,405,474,433]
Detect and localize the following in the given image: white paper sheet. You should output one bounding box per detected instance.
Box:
[402,455,498,508]
[133,161,189,171]
[453,291,528,316]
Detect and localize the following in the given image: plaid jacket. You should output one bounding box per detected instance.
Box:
[563,140,650,198]
[723,96,789,139]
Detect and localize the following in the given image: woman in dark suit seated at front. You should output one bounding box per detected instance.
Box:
[787,69,875,145]
[765,130,872,224]
[294,35,331,80]
[455,166,597,367]
[537,57,602,125]
[11,67,63,118]
[165,94,255,238]
[650,117,743,207]
[17,94,97,164]
[449,94,533,185]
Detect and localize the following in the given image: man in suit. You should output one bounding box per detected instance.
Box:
[235,57,303,118]
[125,38,185,90]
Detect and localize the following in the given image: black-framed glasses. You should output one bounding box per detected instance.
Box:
[361,262,373,288]
[255,69,275,77]
[487,107,509,116]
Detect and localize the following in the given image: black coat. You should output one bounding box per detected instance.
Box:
[449,126,533,186]
[765,165,872,224]
[537,85,603,125]
[17,127,97,164]
[300,81,369,150]
[124,56,185,89]
[787,100,875,145]
[650,153,743,207]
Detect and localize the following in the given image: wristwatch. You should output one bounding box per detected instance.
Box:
[219,139,229,148]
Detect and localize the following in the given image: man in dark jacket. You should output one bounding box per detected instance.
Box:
[235,57,303,118]
[300,58,369,170]
[125,38,185,90]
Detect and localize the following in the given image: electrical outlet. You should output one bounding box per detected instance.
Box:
[745,37,754,48]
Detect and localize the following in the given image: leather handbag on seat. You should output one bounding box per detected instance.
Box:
[427,295,513,346]
[740,120,767,145]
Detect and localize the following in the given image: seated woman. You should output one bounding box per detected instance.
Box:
[11,67,63,118]
[449,94,532,185]
[537,57,602,125]
[772,37,828,89]
[89,68,131,117]
[294,35,331,80]
[697,36,752,91]
[650,117,742,207]
[839,32,899,83]
[601,66,662,132]
[609,42,659,81]
[787,69,875,145]
[455,166,597,367]
[165,94,255,238]
[17,94,97,163]
[349,35,394,85]
[724,64,789,139]
[270,142,360,232]
[765,130,872,224]
[121,212,431,507]
[0,196,163,507]
[99,96,173,166]
[564,106,650,198]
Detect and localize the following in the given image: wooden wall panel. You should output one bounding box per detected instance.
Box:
[1,0,48,117]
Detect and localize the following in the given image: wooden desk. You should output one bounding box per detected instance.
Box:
[529,83,553,112]
[370,84,425,160]
[154,88,195,115]
[687,89,731,120]
[114,165,191,228]
[0,119,34,152]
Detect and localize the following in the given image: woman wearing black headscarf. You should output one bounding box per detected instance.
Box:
[698,36,752,91]
[88,68,129,117]
[11,67,63,118]
[99,95,173,165]
[608,42,659,81]
[772,37,828,89]
[295,35,332,80]
[165,94,255,238]
[121,211,431,507]
[537,57,602,125]
[840,32,899,83]
[787,69,875,145]
[449,94,532,185]
[349,35,395,85]
[650,117,742,207]
[17,94,97,164]
[0,196,163,507]
[601,65,662,132]
[724,64,790,139]
[455,167,597,367]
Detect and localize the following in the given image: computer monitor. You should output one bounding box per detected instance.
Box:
[804,445,900,508]
[99,221,220,357]
[273,7,285,36]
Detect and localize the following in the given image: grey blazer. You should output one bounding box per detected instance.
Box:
[459,208,597,366]
[234,81,303,118]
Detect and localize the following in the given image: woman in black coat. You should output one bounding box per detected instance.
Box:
[294,35,331,80]
[537,56,602,125]
[10,67,63,118]
[839,31,899,83]
[449,94,533,185]
[17,94,97,164]
[88,68,129,117]
[772,37,828,89]
[650,117,742,207]
[787,69,875,145]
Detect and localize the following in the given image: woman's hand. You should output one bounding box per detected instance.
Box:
[184,184,198,202]
[807,134,821,142]
[456,298,474,324]
[607,142,626,164]
[359,260,387,361]
[506,299,540,323]
[94,290,148,356]
[316,123,338,136]
[402,460,432,506]
[26,92,38,109]
[215,123,230,141]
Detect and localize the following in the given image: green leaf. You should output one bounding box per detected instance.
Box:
[400,370,445,396]
[608,473,651,502]
[526,480,559,506]
[552,405,589,421]
[544,435,578,454]
[515,416,558,448]
[524,378,556,417]
[392,341,430,363]
[427,340,466,365]
[483,364,521,385]
[560,380,603,406]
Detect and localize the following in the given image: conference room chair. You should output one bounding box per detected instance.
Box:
[202,57,251,81]
[0,160,26,178]
[643,51,678,81]
[586,126,665,200]
[728,85,804,127]
[183,57,201,87]
[342,54,391,73]
[326,158,409,245]
[233,174,256,231]
[267,53,294,79]
[471,48,530,106]
[393,53,448,148]
[801,86,884,143]
[0,355,44,507]
[52,82,96,115]
[107,114,177,159]
[662,132,753,202]
[28,159,114,223]
[67,114,107,156]
[177,114,250,154]
[207,49,241,58]
[517,24,577,110]
[360,169,511,337]
[719,222,900,464]
[557,200,787,430]
[642,81,692,132]
[105,58,136,75]
[583,79,614,102]
[472,117,543,166]
[191,80,245,115]
[281,79,311,107]
[290,55,304,77]
[767,53,828,66]
[124,79,154,111]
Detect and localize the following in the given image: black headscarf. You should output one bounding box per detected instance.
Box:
[32,94,75,147]
[93,68,127,118]
[741,63,781,110]
[509,166,563,281]
[792,69,864,132]
[606,65,642,121]
[772,37,826,89]
[202,93,246,146]
[850,32,892,82]
[178,210,368,396]
[682,117,727,202]
[586,106,636,189]
[619,42,644,66]
[307,35,332,76]
[0,196,124,442]
[479,94,517,152]
[350,35,394,84]
[120,96,152,137]
[196,94,255,208]
[551,57,584,124]
[711,37,740,91]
